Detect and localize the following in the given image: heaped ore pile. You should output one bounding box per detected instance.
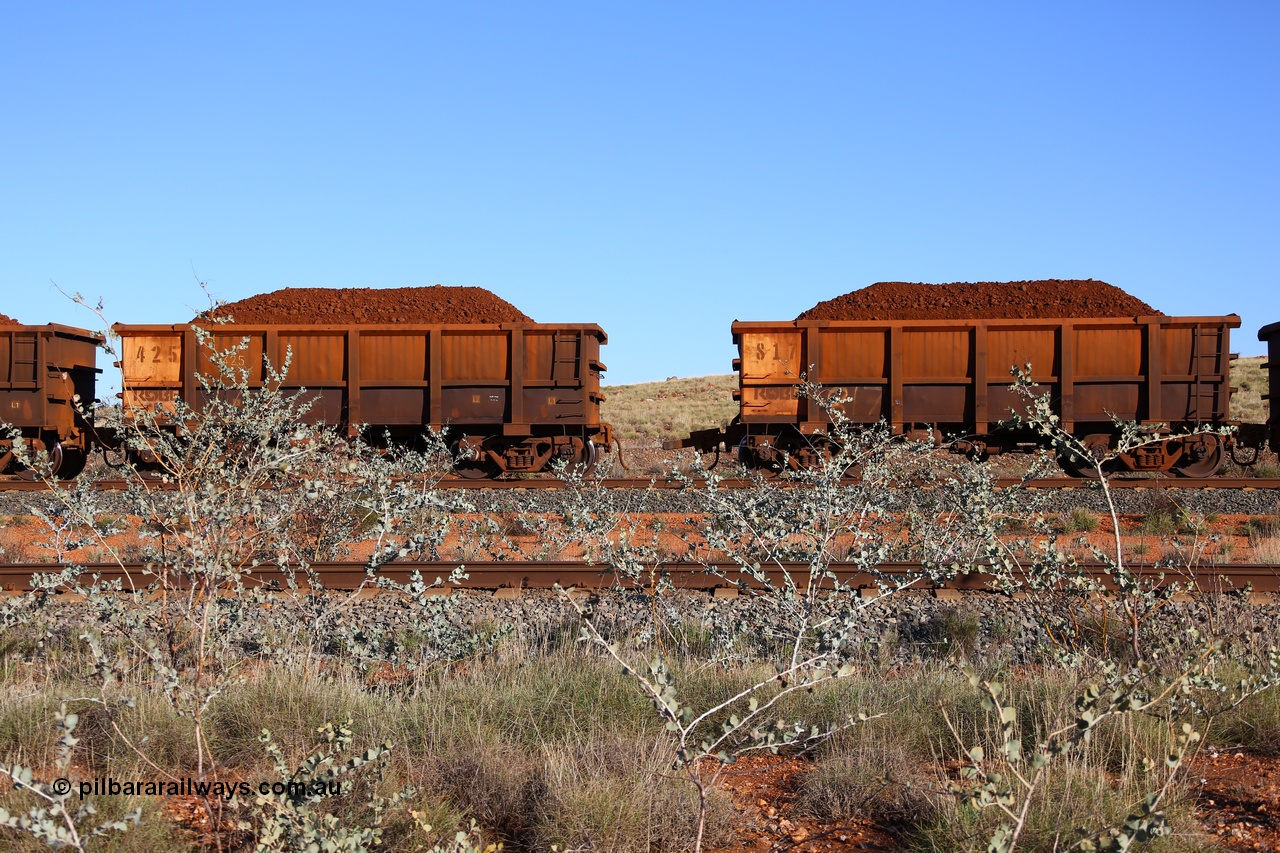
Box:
[0,313,20,326]
[198,285,533,324]
[797,280,1162,321]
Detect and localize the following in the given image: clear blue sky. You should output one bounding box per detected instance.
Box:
[2,3,1276,388]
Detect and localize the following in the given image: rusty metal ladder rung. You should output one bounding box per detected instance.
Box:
[1189,326,1222,423]
[551,332,580,388]
[9,335,38,388]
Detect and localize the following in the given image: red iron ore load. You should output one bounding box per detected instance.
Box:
[796,280,1163,322]
[197,285,533,325]
[0,312,20,326]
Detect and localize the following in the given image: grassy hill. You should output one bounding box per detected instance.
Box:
[1233,355,1268,426]
[601,375,737,441]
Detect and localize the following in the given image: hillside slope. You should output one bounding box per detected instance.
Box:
[601,375,737,441]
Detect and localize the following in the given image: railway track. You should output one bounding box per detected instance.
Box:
[2,476,1280,492]
[3,560,1279,593]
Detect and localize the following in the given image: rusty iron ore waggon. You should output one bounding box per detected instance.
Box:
[112,321,612,477]
[671,314,1265,478]
[0,323,102,478]
[1261,320,1280,455]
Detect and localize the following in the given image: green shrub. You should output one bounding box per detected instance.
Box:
[1064,507,1099,533]
[1140,511,1177,536]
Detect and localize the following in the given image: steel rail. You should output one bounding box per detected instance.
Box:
[3,476,1280,492]
[430,476,1280,491]
[3,560,1278,593]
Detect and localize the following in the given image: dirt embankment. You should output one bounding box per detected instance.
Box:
[197,285,532,325]
[798,280,1162,321]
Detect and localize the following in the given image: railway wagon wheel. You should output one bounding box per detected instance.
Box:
[566,439,597,477]
[454,461,499,479]
[1058,434,1118,479]
[1173,433,1225,478]
[55,447,88,480]
[736,435,784,477]
[19,438,92,480]
[450,437,501,480]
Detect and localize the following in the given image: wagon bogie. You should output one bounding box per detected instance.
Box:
[452,429,608,478]
[1051,431,1228,478]
[733,427,842,473]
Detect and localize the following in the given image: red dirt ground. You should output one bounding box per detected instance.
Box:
[0,312,20,326]
[1192,750,1280,851]
[797,280,1162,321]
[707,755,899,853]
[197,285,532,325]
[706,746,1280,852]
[6,741,1275,851]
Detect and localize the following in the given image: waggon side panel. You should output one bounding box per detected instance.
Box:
[0,331,42,426]
[113,323,609,436]
[732,326,806,421]
[1259,321,1280,451]
[119,330,184,414]
[0,325,102,447]
[732,316,1240,435]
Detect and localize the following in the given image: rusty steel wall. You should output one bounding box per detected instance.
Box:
[0,324,101,448]
[1260,321,1280,452]
[731,316,1241,435]
[113,323,609,436]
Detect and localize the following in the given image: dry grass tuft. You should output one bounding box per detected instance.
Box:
[1253,536,1280,565]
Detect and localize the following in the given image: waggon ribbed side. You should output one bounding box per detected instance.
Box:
[673,314,1241,477]
[113,321,612,476]
[0,324,102,478]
